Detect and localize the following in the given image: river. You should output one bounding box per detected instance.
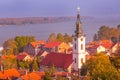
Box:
[0,18,120,46]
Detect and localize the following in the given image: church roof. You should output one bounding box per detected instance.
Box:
[40,53,73,69]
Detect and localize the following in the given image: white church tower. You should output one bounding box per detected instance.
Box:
[72,7,86,75]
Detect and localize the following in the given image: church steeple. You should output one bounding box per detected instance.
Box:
[75,7,83,37]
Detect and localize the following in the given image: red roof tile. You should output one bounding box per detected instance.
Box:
[30,40,46,48]
[16,54,27,61]
[44,41,62,48]
[40,53,73,69]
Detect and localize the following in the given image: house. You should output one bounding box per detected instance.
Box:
[16,52,33,61]
[87,40,113,54]
[97,45,106,53]
[24,40,46,55]
[43,41,70,53]
[40,53,73,73]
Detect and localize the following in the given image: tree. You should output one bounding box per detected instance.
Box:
[97,25,119,41]
[56,33,64,42]
[1,56,17,70]
[15,36,36,52]
[2,38,18,55]
[93,33,99,41]
[48,33,56,42]
[31,60,39,71]
[43,70,52,80]
[98,25,110,40]
[86,53,120,80]
[64,33,73,43]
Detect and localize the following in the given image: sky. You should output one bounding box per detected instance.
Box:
[0,0,120,18]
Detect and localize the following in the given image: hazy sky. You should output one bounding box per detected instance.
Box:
[0,0,120,18]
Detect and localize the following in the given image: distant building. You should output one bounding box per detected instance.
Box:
[43,41,70,53]
[24,40,46,55]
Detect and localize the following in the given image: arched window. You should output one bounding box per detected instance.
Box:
[75,58,76,63]
[81,44,83,50]
[74,43,76,50]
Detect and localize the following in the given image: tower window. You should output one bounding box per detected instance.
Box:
[74,38,76,41]
[75,58,76,63]
[81,38,83,41]
[74,43,76,50]
[81,44,83,50]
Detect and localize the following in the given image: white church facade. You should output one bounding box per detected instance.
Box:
[72,7,87,74]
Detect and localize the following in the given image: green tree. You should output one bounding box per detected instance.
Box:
[48,33,56,42]
[2,38,18,55]
[15,36,36,52]
[97,25,119,40]
[32,60,39,71]
[86,53,120,80]
[43,70,52,80]
[56,33,64,42]
[93,33,99,41]
[98,25,110,40]
[18,61,30,69]
[1,57,17,70]
[64,33,73,43]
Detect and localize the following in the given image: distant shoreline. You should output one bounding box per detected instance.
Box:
[0,16,93,26]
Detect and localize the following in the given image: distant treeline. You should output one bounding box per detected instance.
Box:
[0,16,92,26]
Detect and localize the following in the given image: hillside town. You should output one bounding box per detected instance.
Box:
[0,8,120,80]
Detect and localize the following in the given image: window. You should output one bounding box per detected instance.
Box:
[75,58,76,63]
[81,44,83,50]
[74,38,76,41]
[74,43,76,50]
[81,38,83,41]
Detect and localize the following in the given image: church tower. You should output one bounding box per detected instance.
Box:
[72,7,86,74]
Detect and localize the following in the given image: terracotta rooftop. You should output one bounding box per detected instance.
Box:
[44,41,62,48]
[40,52,73,69]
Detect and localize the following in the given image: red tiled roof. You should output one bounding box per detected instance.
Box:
[40,53,73,69]
[99,40,113,49]
[30,40,46,48]
[44,41,62,48]
[16,54,27,61]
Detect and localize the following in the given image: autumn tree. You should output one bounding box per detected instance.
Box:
[2,38,18,55]
[1,56,17,70]
[97,25,120,41]
[98,25,110,40]
[86,53,120,80]
[56,33,65,42]
[15,36,36,52]
[64,33,73,43]
[31,60,39,71]
[48,33,56,42]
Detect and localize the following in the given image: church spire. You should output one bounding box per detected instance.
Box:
[75,6,83,37]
